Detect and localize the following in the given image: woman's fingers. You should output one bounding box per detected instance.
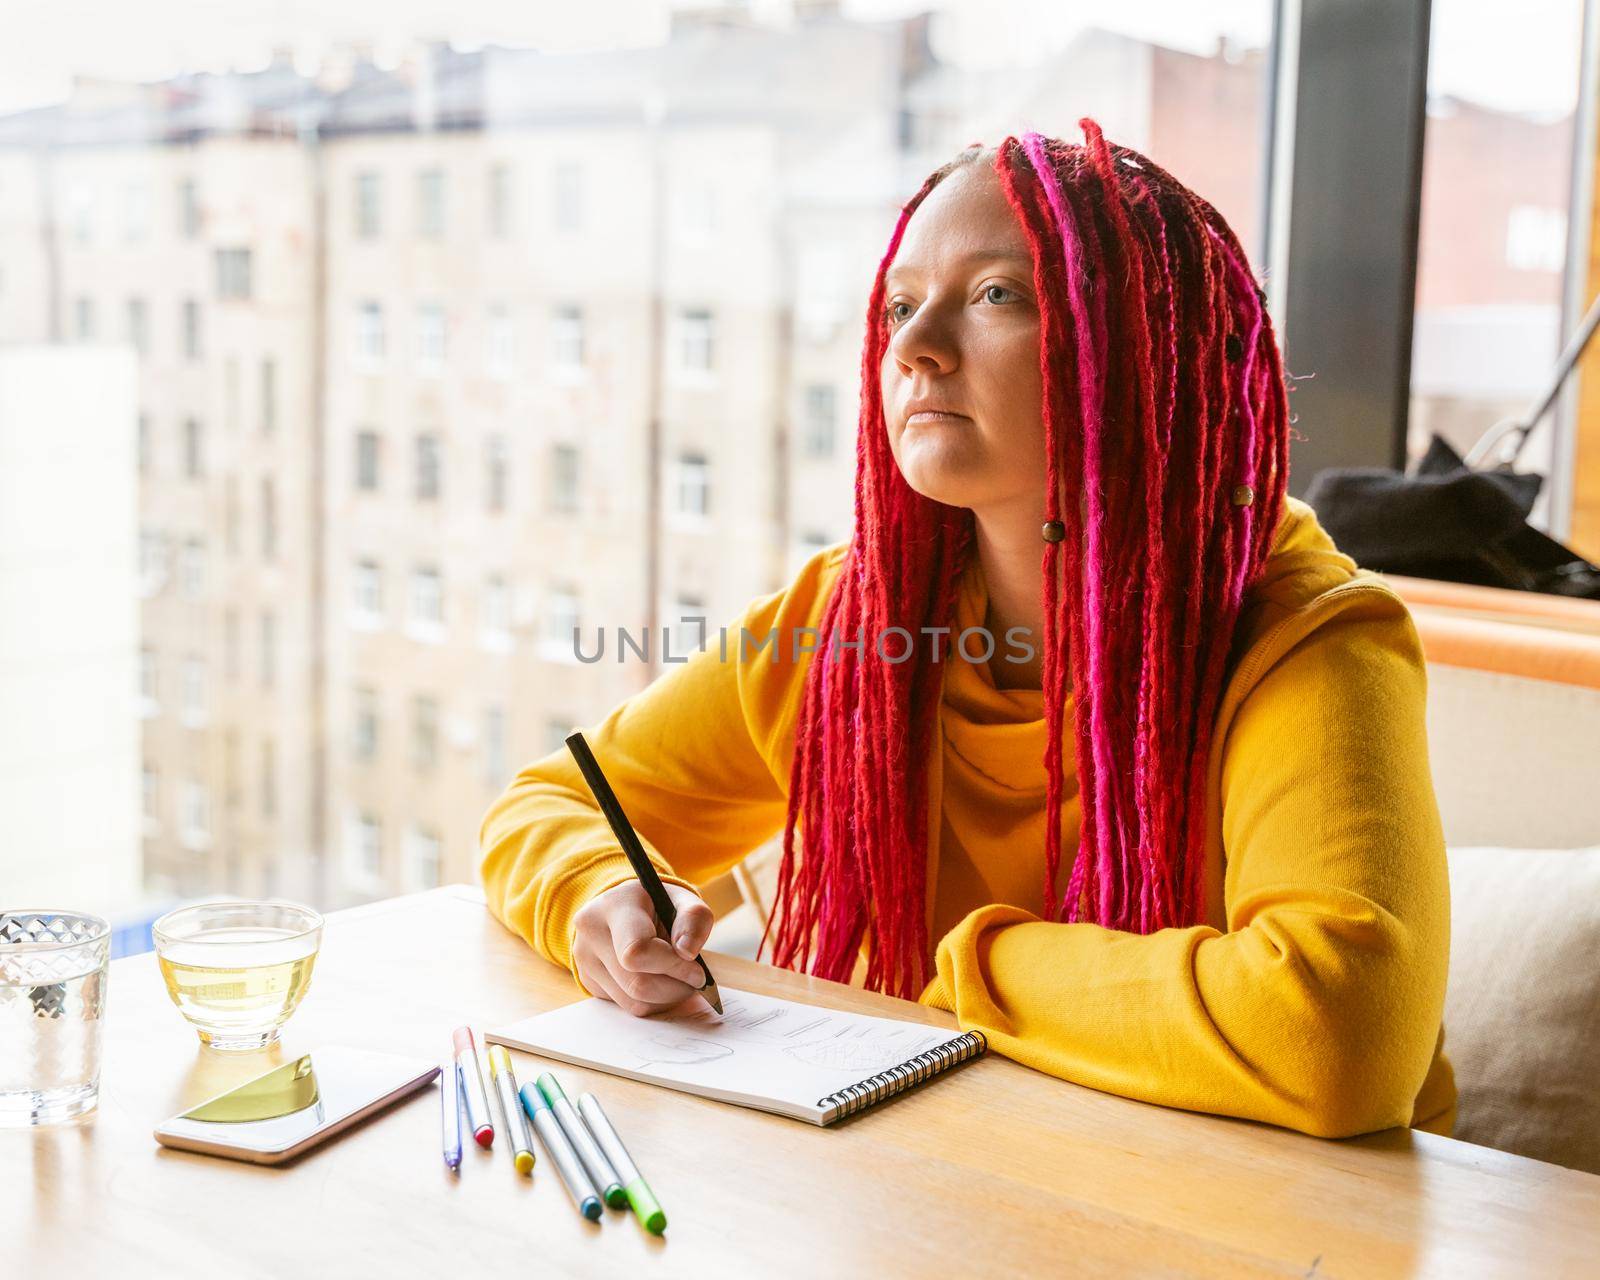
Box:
[608,888,707,987]
[600,950,703,1010]
[665,883,714,960]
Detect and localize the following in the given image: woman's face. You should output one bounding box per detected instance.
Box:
[880,159,1045,516]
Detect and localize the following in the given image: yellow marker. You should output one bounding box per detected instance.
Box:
[486,1045,536,1174]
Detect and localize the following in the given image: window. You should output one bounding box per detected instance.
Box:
[488,163,512,238]
[667,593,706,658]
[802,383,837,458]
[540,585,580,662]
[180,655,207,728]
[121,181,149,242]
[677,308,714,373]
[177,178,199,240]
[259,610,276,689]
[182,418,203,478]
[260,358,276,434]
[412,695,439,770]
[126,297,148,357]
[67,181,93,245]
[417,167,445,239]
[355,430,381,491]
[407,825,443,888]
[1505,205,1567,273]
[215,248,252,300]
[409,566,445,638]
[551,304,584,371]
[417,302,446,373]
[179,538,206,597]
[352,687,379,760]
[141,767,160,831]
[351,559,384,626]
[415,434,442,501]
[486,303,514,380]
[673,452,711,519]
[480,575,511,650]
[138,530,168,595]
[548,443,580,514]
[224,476,240,556]
[73,296,95,341]
[138,647,159,717]
[181,299,202,361]
[485,435,509,512]
[483,706,506,787]
[224,609,240,680]
[137,414,151,475]
[354,171,381,239]
[261,740,277,819]
[179,780,211,851]
[352,813,383,882]
[260,477,278,561]
[355,301,385,366]
[553,161,582,231]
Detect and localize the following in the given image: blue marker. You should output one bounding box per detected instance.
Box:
[520,1082,602,1220]
[440,1060,462,1173]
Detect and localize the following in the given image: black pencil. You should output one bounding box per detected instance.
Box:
[564,730,723,1015]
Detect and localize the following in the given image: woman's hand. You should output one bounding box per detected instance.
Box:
[572,881,715,1017]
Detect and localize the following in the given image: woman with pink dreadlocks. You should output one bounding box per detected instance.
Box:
[480,123,1455,1139]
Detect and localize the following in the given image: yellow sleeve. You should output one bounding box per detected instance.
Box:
[478,545,845,982]
[920,590,1451,1138]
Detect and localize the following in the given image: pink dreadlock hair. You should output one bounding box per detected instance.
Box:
[762,120,1290,1000]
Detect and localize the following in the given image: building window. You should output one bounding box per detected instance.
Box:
[407,825,443,889]
[485,435,509,512]
[137,414,151,475]
[355,301,385,367]
[138,647,159,717]
[548,443,580,515]
[352,687,379,761]
[353,813,383,882]
[260,358,277,434]
[677,308,714,373]
[486,303,514,380]
[182,299,202,361]
[215,248,252,300]
[179,780,211,851]
[126,297,148,357]
[417,167,445,239]
[183,418,204,479]
[409,566,445,638]
[488,163,512,239]
[673,452,711,519]
[224,477,240,556]
[180,655,207,728]
[352,559,384,627]
[138,529,168,595]
[73,296,95,342]
[260,477,278,561]
[259,610,276,689]
[480,575,511,650]
[551,304,584,371]
[540,586,580,663]
[261,740,276,819]
[415,434,442,501]
[224,609,240,680]
[802,383,837,459]
[417,302,446,373]
[67,181,93,245]
[355,171,381,239]
[355,430,381,491]
[177,178,200,240]
[141,767,160,831]
[121,184,147,241]
[483,706,506,788]
[412,695,439,770]
[179,537,206,597]
[553,161,582,232]
[667,593,706,657]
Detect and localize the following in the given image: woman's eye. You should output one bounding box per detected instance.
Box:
[884,301,911,325]
[983,284,1018,305]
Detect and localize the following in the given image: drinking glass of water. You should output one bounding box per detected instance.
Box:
[0,911,111,1126]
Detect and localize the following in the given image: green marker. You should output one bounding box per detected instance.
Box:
[577,1091,667,1235]
[537,1072,628,1210]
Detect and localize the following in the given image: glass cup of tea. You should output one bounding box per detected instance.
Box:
[153,901,323,1052]
[1,911,111,1126]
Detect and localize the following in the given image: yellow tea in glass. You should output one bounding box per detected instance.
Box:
[153,902,323,1051]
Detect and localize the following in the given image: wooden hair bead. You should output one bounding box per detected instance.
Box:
[1041,520,1066,543]
[1231,484,1255,507]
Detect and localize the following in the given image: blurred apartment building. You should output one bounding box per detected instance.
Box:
[0,3,1572,911]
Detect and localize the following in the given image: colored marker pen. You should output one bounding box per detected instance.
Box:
[520,1082,602,1221]
[452,1026,494,1148]
[440,1060,462,1173]
[537,1071,626,1209]
[486,1045,536,1174]
[578,1091,666,1234]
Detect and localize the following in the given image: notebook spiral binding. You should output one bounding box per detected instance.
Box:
[815,1029,988,1120]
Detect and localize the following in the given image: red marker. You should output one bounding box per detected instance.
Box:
[452,1027,494,1148]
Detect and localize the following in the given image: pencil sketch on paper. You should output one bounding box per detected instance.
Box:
[634,1034,736,1069]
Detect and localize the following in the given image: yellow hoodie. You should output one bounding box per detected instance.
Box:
[480,495,1457,1139]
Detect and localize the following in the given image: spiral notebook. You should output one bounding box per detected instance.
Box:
[485,987,986,1125]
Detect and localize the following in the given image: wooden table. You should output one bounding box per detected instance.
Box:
[6,887,1597,1278]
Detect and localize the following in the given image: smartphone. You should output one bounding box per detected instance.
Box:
[154,1045,440,1165]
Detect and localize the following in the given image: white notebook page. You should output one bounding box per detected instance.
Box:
[487,987,966,1122]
